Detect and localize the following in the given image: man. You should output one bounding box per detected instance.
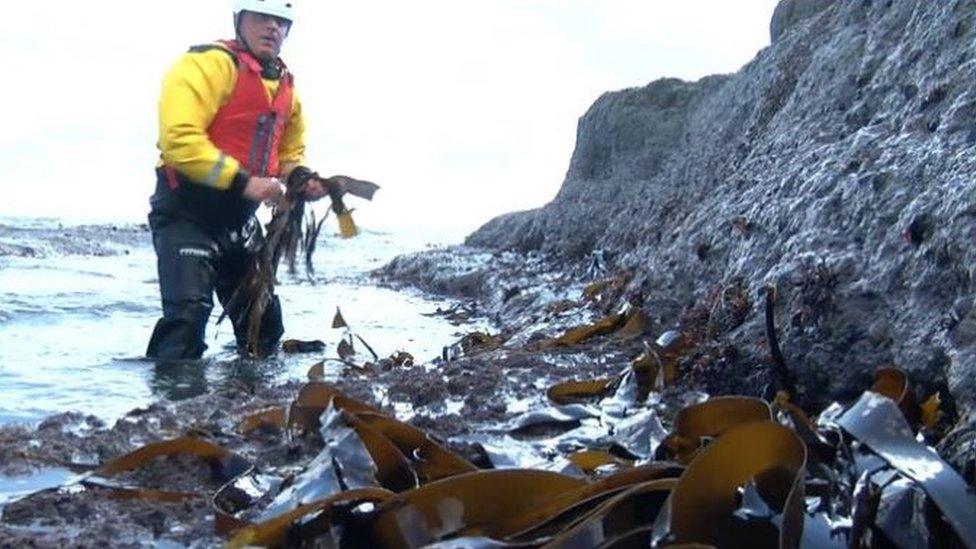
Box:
[146,0,329,359]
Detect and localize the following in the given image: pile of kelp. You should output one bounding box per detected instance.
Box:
[29,356,974,547]
[7,277,975,547]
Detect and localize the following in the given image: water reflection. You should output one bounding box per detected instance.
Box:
[150,360,208,401]
[211,357,285,393]
[149,360,207,400]
[150,355,293,402]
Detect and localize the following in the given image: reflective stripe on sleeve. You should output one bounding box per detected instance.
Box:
[203,153,227,187]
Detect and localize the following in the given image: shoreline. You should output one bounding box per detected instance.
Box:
[0,244,707,545]
[2,238,975,546]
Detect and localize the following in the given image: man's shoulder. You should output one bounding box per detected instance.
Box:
[163,41,239,87]
[187,41,238,64]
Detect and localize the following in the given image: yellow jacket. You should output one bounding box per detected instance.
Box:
[157,45,306,191]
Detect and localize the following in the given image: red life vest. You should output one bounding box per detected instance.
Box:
[156,40,294,228]
[208,39,294,178]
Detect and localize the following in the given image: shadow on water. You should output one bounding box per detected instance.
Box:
[150,360,209,401]
[210,355,288,394]
[149,355,288,401]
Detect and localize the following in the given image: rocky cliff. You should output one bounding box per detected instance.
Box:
[460,0,976,410]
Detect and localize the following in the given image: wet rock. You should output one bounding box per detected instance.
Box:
[411,414,470,440]
[770,0,835,43]
[466,77,729,260]
[380,248,496,299]
[387,370,450,410]
[390,0,976,412]
[1,486,218,547]
[939,410,976,485]
[36,412,105,434]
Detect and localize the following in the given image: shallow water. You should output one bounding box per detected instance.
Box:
[0,468,78,507]
[0,220,474,427]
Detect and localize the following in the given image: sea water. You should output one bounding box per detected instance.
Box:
[0,218,473,427]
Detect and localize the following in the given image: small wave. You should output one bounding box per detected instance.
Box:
[0,216,64,231]
[0,220,151,258]
[0,299,156,322]
[5,263,119,279]
[84,301,157,316]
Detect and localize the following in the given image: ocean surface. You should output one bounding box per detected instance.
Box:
[0,217,475,427]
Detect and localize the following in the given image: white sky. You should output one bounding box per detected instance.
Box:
[0,1,780,233]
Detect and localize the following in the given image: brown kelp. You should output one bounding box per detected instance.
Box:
[5,277,975,547]
[223,173,379,356]
[11,361,972,548]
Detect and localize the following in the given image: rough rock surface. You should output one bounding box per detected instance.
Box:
[396,0,976,413]
[770,0,835,43]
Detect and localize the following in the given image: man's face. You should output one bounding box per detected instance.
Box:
[238,11,291,61]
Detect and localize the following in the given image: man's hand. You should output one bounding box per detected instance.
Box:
[303,176,345,201]
[303,177,327,201]
[242,177,286,203]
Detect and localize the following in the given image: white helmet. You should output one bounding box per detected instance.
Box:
[233,0,295,23]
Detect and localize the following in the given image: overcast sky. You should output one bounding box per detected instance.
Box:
[0,1,780,233]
